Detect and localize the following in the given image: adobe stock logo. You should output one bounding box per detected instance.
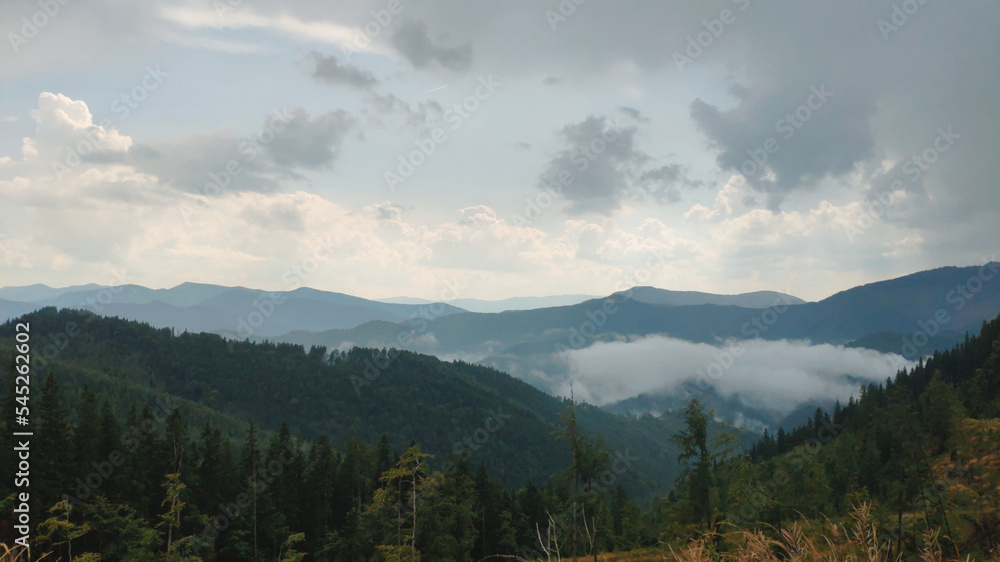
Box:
[672,0,752,72]
[898,260,999,360]
[7,0,72,54]
[512,118,624,227]
[384,75,500,191]
[739,85,834,179]
[878,0,932,42]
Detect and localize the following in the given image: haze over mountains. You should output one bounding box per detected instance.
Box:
[616,287,806,308]
[376,294,603,313]
[3,263,999,431]
[281,264,998,357]
[0,282,466,337]
[379,289,806,313]
[0,282,806,336]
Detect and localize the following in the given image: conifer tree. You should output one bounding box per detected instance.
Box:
[670,398,713,532]
[37,373,73,509]
[74,385,100,471]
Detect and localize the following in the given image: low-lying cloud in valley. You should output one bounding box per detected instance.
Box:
[558,336,910,416]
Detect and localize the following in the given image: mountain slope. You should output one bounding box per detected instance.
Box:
[0,299,39,322]
[0,283,468,334]
[0,308,688,500]
[444,294,602,313]
[620,287,805,308]
[379,291,793,313]
[283,264,1000,361]
[0,283,104,302]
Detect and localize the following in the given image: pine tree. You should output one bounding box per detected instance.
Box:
[303,434,337,555]
[376,433,392,484]
[919,373,966,454]
[163,409,188,475]
[37,373,73,510]
[159,472,186,555]
[240,423,261,562]
[74,385,101,471]
[96,400,121,461]
[126,404,165,519]
[555,387,582,559]
[474,462,495,559]
[378,444,432,559]
[196,422,224,514]
[670,398,713,532]
[266,422,300,533]
[34,499,89,559]
[0,354,21,500]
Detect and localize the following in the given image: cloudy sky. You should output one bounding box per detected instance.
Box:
[1,0,997,302]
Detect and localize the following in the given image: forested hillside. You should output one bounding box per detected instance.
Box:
[1,308,998,560]
[646,313,1000,560]
[0,308,688,497]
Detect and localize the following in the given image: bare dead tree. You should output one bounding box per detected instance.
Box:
[581,505,598,562]
[535,511,562,561]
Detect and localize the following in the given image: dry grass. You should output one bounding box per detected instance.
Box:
[519,501,993,561]
[657,503,980,562]
[0,544,40,561]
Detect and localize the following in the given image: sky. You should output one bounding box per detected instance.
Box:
[1,0,998,302]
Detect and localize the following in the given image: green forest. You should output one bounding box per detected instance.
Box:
[1,308,999,560]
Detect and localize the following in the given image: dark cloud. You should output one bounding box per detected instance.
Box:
[126,108,355,194]
[866,160,926,201]
[392,0,997,245]
[307,51,378,90]
[638,164,703,204]
[362,92,444,133]
[298,51,444,135]
[371,201,403,221]
[618,106,649,122]
[539,116,643,214]
[690,85,876,209]
[265,108,355,169]
[126,130,285,195]
[392,20,473,71]
[539,116,699,214]
[302,51,444,134]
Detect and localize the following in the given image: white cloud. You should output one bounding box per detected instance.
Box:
[2,0,997,303]
[560,336,909,415]
[158,4,388,55]
[157,30,268,54]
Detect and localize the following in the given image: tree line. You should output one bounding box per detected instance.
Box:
[0,310,998,559]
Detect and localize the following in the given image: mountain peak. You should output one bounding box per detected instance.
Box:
[615,287,806,308]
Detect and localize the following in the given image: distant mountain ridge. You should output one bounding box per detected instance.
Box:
[0,282,806,333]
[0,282,467,337]
[4,264,998,357]
[278,263,1000,368]
[377,289,804,313]
[377,294,602,313]
[0,308,691,500]
[620,287,806,308]
[0,282,106,302]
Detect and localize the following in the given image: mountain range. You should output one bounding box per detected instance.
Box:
[376,293,603,313]
[0,282,809,342]
[278,264,999,358]
[0,282,466,337]
[3,264,999,426]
